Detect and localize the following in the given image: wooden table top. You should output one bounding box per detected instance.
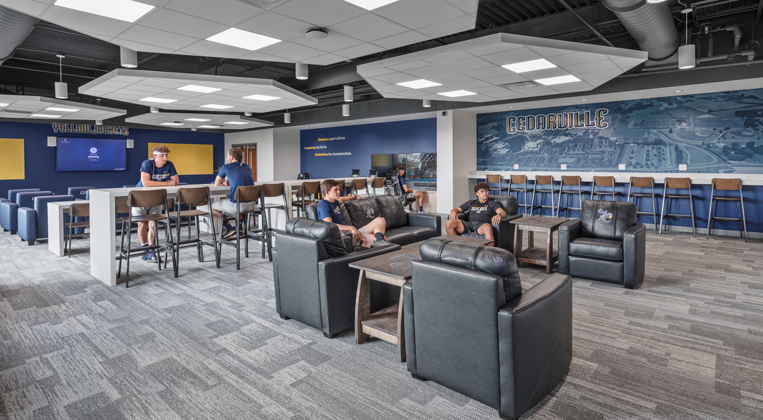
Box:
[349,235,494,280]
[510,216,568,228]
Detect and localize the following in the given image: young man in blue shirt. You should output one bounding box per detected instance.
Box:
[396,165,425,212]
[213,147,255,239]
[445,182,506,246]
[316,179,391,248]
[135,144,179,262]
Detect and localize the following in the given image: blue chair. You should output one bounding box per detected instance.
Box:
[1,191,52,234]
[18,194,76,245]
[8,188,40,202]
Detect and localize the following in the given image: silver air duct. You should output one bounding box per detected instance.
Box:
[601,0,679,61]
[0,6,38,66]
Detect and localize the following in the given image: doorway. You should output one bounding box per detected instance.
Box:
[235,144,257,182]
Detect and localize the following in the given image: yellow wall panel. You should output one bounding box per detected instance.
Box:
[0,138,25,180]
[148,143,213,175]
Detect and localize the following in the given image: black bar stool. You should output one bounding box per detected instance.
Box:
[294,181,321,218]
[261,183,289,260]
[707,178,747,242]
[167,186,219,277]
[217,185,271,270]
[351,178,369,197]
[591,176,622,201]
[628,177,658,233]
[530,175,559,217]
[659,177,696,237]
[556,175,587,218]
[509,174,531,215]
[486,174,507,195]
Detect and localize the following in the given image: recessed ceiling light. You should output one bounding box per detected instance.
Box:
[207,28,280,51]
[0,103,8,107]
[438,90,477,98]
[674,89,683,93]
[535,75,581,86]
[397,79,442,89]
[502,59,557,74]
[29,114,62,118]
[45,106,80,112]
[197,125,222,129]
[185,118,211,122]
[177,84,221,94]
[243,94,281,101]
[200,104,233,109]
[581,99,588,102]
[342,0,399,10]
[508,106,514,109]
[54,0,154,23]
[225,121,249,125]
[160,122,184,126]
[140,97,177,104]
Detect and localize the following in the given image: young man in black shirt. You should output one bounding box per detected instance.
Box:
[445,182,506,245]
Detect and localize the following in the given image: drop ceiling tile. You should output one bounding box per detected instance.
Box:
[334,43,385,59]
[359,67,398,78]
[395,90,426,98]
[41,6,132,37]
[485,91,525,100]
[469,86,502,95]
[522,67,573,80]
[527,46,577,58]
[403,65,454,79]
[165,0,264,25]
[257,41,324,61]
[373,72,423,84]
[0,0,49,16]
[180,40,250,59]
[291,31,364,53]
[430,73,474,85]
[372,31,429,50]
[236,11,311,41]
[550,52,610,66]
[306,53,348,65]
[450,80,492,90]
[374,84,412,94]
[564,60,619,75]
[483,48,542,66]
[388,60,432,72]
[138,8,228,39]
[424,50,473,65]
[481,74,527,86]
[271,0,366,28]
[467,66,511,79]
[445,0,478,14]
[121,26,197,50]
[328,13,407,42]
[375,0,464,29]
[440,57,494,72]
[417,15,475,38]
[578,69,623,81]
[466,42,522,57]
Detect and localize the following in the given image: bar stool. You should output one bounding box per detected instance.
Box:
[371,177,386,196]
[556,175,587,218]
[591,176,622,201]
[217,185,271,270]
[337,179,347,196]
[117,189,175,288]
[167,186,219,277]
[295,181,321,218]
[530,175,559,217]
[486,174,507,195]
[707,178,747,242]
[351,178,369,197]
[509,174,531,215]
[65,203,90,257]
[628,177,658,233]
[659,177,696,237]
[261,183,289,260]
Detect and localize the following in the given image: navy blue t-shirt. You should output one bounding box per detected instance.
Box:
[460,199,502,225]
[398,175,407,189]
[136,159,178,187]
[218,162,254,203]
[317,199,345,225]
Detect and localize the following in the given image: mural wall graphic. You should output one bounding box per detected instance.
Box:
[476,88,763,173]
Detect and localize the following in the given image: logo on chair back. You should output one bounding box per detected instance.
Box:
[598,209,613,223]
[363,205,375,219]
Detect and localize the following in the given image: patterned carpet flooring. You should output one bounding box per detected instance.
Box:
[0,229,762,419]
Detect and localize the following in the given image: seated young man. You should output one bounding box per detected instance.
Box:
[213,147,254,239]
[316,179,391,248]
[445,182,506,246]
[396,164,425,212]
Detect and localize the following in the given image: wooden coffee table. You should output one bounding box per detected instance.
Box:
[349,235,493,362]
[510,216,568,274]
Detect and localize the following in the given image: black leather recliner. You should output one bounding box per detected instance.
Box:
[458,194,522,251]
[404,238,572,420]
[558,200,646,289]
[274,218,401,338]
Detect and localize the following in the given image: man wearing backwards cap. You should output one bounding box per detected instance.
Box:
[134,144,179,262]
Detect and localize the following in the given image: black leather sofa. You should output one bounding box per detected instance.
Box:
[558,200,646,289]
[403,238,572,420]
[457,194,522,251]
[274,218,401,338]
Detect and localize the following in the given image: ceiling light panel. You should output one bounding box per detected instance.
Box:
[397,79,442,89]
[200,104,233,109]
[45,106,81,112]
[0,95,126,121]
[3,0,479,66]
[126,112,273,130]
[357,33,647,103]
[79,69,317,113]
[139,97,177,104]
[177,84,222,93]
[29,114,62,118]
[185,118,211,122]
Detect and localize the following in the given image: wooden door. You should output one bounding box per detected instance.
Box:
[249,148,257,182]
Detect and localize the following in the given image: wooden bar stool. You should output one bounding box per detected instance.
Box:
[628,177,658,233]
[351,178,369,197]
[294,181,321,218]
[371,177,386,196]
[261,183,288,260]
[659,177,696,237]
[65,203,90,257]
[337,179,347,196]
[591,176,621,201]
[486,174,507,195]
[556,175,586,218]
[530,175,559,217]
[707,178,747,242]
[509,174,531,215]
[217,185,271,269]
[168,186,219,277]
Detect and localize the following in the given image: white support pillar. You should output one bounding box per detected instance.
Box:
[437,109,477,213]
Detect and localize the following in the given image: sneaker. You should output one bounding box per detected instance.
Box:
[222,228,237,240]
[418,209,425,213]
[145,253,158,263]
[371,239,393,248]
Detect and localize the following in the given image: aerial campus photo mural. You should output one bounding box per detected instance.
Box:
[476,88,763,173]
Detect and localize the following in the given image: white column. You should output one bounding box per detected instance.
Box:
[437,110,477,213]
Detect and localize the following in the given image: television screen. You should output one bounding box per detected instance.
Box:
[57,137,127,171]
[371,152,437,183]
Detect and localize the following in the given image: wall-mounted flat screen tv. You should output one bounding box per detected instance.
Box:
[57,137,127,171]
[371,152,437,183]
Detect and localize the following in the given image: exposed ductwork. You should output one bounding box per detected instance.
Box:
[0,6,38,66]
[601,0,679,61]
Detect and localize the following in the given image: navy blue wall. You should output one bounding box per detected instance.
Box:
[300,118,436,179]
[0,120,224,196]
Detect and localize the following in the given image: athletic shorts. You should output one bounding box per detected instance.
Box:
[131,205,162,217]
[351,226,367,247]
[213,199,257,214]
[461,220,486,234]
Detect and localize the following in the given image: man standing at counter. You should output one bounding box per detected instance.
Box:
[396,165,425,212]
[213,147,254,239]
[135,144,179,262]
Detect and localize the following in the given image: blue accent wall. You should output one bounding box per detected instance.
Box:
[0,120,224,196]
[300,118,436,179]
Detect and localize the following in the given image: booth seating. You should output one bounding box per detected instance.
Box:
[403,239,572,420]
[19,194,76,245]
[1,191,52,235]
[558,200,646,289]
[274,218,401,338]
[339,195,441,247]
[458,194,522,252]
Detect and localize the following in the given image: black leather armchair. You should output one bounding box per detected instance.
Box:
[458,194,522,251]
[558,200,646,289]
[274,218,401,338]
[404,238,572,420]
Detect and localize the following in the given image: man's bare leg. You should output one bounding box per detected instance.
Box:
[477,223,494,246]
[445,219,465,235]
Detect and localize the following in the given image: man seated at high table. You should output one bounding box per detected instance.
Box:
[135,144,179,262]
[317,179,391,248]
[213,147,255,239]
[445,182,506,246]
[396,164,425,213]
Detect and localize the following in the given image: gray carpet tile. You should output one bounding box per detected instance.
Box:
[0,228,762,419]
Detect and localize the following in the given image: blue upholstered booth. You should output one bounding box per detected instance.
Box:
[1,191,52,234]
[8,188,40,202]
[18,194,76,244]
